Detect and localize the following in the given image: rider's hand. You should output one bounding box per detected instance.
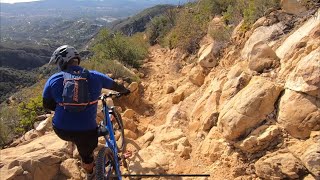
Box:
[122,89,131,96]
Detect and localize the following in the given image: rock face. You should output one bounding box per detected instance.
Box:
[288,132,320,178]
[255,151,307,179]
[278,89,320,139]
[285,47,320,98]
[248,41,280,72]
[241,22,286,59]
[276,9,320,59]
[0,133,67,180]
[218,77,283,141]
[60,159,82,179]
[235,125,282,153]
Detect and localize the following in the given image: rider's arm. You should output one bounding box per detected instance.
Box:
[94,71,130,94]
[42,79,56,111]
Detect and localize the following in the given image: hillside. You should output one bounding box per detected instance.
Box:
[0,1,319,180]
[110,4,175,35]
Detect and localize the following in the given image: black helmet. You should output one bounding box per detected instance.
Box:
[49,45,81,70]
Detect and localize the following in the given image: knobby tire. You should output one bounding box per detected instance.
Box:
[96,147,117,180]
[112,108,125,152]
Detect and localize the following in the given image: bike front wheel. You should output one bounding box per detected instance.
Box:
[96,147,119,180]
[111,108,125,152]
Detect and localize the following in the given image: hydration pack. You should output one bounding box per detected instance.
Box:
[60,69,97,112]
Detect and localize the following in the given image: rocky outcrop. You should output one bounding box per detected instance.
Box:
[285,47,320,98]
[248,41,280,73]
[276,9,320,59]
[0,133,68,180]
[288,131,320,178]
[218,76,283,141]
[278,89,320,139]
[255,151,307,179]
[241,22,286,59]
[235,125,282,153]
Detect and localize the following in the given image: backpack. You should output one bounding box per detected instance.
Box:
[60,69,97,112]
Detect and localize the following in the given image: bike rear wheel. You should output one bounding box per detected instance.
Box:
[111,108,125,152]
[96,147,119,180]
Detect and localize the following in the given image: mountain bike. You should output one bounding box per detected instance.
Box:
[96,92,127,180]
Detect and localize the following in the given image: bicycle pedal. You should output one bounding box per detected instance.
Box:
[122,150,133,159]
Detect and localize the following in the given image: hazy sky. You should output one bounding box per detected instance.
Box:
[0,0,40,3]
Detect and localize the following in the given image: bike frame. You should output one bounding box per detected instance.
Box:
[101,98,122,180]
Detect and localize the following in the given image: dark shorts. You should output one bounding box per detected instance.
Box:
[53,126,98,164]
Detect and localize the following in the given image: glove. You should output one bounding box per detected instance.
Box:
[122,89,131,96]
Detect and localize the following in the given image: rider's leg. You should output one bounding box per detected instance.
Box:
[73,129,98,173]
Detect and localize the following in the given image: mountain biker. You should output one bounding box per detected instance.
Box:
[42,45,130,179]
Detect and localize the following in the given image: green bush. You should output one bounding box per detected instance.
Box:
[147,9,177,45]
[17,96,46,133]
[0,106,19,147]
[82,58,139,82]
[92,29,148,68]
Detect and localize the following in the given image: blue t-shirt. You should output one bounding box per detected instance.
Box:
[43,66,114,131]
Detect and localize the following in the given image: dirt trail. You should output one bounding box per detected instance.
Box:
[138,45,183,126]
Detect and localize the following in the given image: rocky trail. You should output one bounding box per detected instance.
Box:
[1,3,320,180]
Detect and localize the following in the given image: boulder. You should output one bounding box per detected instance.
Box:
[281,0,307,16]
[128,145,175,174]
[35,116,53,133]
[124,129,138,140]
[218,77,283,141]
[278,89,320,139]
[219,72,251,108]
[0,133,66,180]
[198,42,218,68]
[276,10,320,59]
[191,76,226,126]
[188,66,206,86]
[137,131,154,146]
[235,125,282,153]
[285,47,320,98]
[255,151,307,179]
[122,109,135,119]
[198,127,229,162]
[242,22,286,59]
[165,84,175,94]
[122,117,137,132]
[248,41,280,73]
[288,132,320,177]
[128,82,139,92]
[172,91,184,104]
[60,159,81,179]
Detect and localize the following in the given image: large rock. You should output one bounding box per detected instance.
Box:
[219,71,251,109]
[248,41,280,73]
[278,89,320,139]
[235,125,282,153]
[281,0,307,16]
[60,159,82,179]
[276,9,320,59]
[191,74,227,131]
[198,42,220,68]
[288,132,320,178]
[255,151,307,179]
[242,22,286,59]
[217,77,283,141]
[0,133,66,180]
[285,47,320,98]
[188,66,206,87]
[128,145,175,174]
[198,127,229,162]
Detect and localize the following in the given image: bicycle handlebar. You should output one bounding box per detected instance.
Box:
[99,92,124,100]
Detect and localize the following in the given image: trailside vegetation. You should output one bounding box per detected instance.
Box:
[146,0,281,53]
